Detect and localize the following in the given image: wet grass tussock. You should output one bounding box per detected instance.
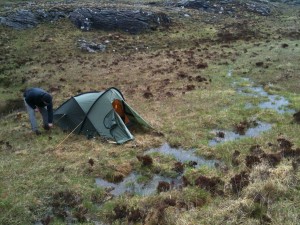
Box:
[1,0,300,224]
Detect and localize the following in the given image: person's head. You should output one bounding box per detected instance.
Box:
[42,93,52,106]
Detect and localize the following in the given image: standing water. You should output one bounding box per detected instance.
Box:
[237,79,295,114]
[96,143,217,196]
[95,172,183,197]
[209,121,272,146]
[209,74,295,146]
[145,143,217,167]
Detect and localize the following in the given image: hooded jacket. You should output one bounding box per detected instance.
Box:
[24,88,53,123]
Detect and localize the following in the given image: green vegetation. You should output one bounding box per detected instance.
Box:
[0,0,300,224]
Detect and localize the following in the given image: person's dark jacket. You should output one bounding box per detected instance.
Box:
[24,88,53,123]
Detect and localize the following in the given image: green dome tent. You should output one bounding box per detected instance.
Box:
[53,87,152,144]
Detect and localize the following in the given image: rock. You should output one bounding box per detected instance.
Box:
[69,8,171,34]
[177,0,212,11]
[0,9,68,30]
[177,0,272,16]
[1,7,171,34]
[0,10,38,29]
[245,2,271,16]
[78,39,106,53]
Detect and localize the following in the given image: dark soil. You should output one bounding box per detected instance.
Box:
[249,145,265,156]
[182,175,191,187]
[194,175,224,195]
[113,205,128,219]
[230,171,250,194]
[245,155,261,168]
[281,148,300,158]
[50,190,87,222]
[127,208,145,223]
[234,120,250,135]
[261,153,282,167]
[232,150,241,166]
[157,181,171,193]
[186,161,198,168]
[277,137,293,150]
[137,154,153,166]
[293,111,300,122]
[173,161,184,173]
[88,158,94,166]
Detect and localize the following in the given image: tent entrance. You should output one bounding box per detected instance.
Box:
[112,99,130,125]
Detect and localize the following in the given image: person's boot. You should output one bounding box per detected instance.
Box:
[43,124,50,130]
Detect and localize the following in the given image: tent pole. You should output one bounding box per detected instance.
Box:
[56,121,83,149]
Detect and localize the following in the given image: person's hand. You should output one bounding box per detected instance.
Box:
[34,108,39,112]
[48,123,53,128]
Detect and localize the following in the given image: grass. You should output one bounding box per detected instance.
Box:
[1,0,300,224]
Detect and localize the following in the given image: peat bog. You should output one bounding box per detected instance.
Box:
[0,0,300,224]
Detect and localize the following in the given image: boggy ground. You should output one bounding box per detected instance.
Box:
[0,0,300,224]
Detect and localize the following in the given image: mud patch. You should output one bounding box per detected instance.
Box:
[277,137,293,150]
[261,153,282,167]
[230,171,250,194]
[234,119,258,135]
[157,181,171,193]
[49,190,88,223]
[245,155,261,168]
[195,175,224,195]
[137,154,153,166]
[232,150,241,166]
[0,99,24,116]
[293,111,300,123]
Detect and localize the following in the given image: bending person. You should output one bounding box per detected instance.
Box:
[23,88,53,135]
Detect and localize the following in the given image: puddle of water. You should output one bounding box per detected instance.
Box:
[95,178,117,189]
[237,82,295,114]
[145,143,217,167]
[227,69,233,77]
[95,143,217,196]
[95,172,183,197]
[209,121,272,146]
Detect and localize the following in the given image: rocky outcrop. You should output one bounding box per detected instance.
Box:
[0,7,171,34]
[0,9,68,30]
[69,8,171,34]
[245,2,271,16]
[177,0,272,16]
